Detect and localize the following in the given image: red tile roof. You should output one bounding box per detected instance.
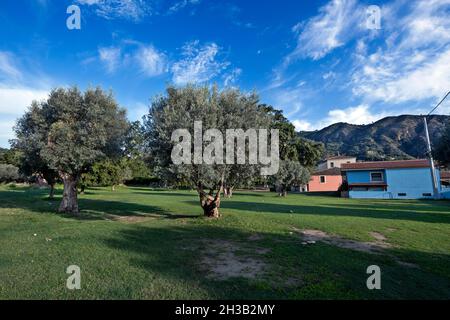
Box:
[312,168,342,176]
[341,159,430,170]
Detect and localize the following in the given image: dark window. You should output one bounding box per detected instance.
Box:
[320,176,326,183]
[398,193,407,197]
[422,193,432,197]
[370,172,383,182]
[330,162,334,168]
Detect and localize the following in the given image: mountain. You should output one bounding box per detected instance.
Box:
[300,115,450,161]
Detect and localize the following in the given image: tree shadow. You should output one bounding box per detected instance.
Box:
[217,200,450,224]
[101,223,450,299]
[0,189,198,221]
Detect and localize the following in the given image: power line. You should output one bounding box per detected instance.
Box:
[427,91,450,116]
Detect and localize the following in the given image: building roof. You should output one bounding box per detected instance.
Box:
[312,168,342,176]
[341,159,430,170]
[441,171,450,179]
[322,155,356,161]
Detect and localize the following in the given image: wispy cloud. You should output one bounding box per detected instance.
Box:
[223,68,242,87]
[168,0,201,14]
[0,52,22,82]
[76,0,152,21]
[286,0,364,62]
[171,41,230,85]
[0,52,51,147]
[135,45,167,77]
[351,0,450,104]
[98,46,121,73]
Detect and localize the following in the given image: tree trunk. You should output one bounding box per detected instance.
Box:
[223,186,233,198]
[49,183,55,199]
[197,183,223,218]
[111,185,115,191]
[58,175,79,215]
[277,185,287,197]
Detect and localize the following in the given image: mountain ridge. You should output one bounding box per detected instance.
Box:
[299,114,450,160]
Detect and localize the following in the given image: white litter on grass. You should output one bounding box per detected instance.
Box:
[33,233,37,236]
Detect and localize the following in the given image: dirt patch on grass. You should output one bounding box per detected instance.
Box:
[105,214,158,223]
[295,228,392,253]
[199,241,269,280]
[369,231,387,241]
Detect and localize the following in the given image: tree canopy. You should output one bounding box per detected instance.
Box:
[144,85,275,217]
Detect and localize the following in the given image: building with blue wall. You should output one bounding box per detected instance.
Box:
[341,159,441,199]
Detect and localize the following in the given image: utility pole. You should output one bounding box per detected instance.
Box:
[423,117,439,199]
[423,91,450,200]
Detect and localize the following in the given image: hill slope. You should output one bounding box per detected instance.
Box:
[300,115,450,160]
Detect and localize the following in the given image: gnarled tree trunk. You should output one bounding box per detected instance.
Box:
[197,183,223,218]
[58,174,79,215]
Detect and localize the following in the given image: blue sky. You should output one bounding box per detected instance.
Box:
[1,0,450,147]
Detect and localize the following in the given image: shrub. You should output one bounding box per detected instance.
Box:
[0,164,20,183]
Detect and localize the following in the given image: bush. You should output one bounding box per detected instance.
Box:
[0,164,20,183]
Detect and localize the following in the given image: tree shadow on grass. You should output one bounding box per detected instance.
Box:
[216,199,450,224]
[101,223,450,299]
[0,189,198,221]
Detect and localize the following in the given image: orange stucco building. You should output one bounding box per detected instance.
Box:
[307,168,343,192]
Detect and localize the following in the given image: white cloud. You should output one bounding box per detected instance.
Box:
[0,52,22,81]
[171,41,230,85]
[168,0,200,14]
[135,45,167,77]
[352,0,450,104]
[0,87,49,147]
[0,120,16,139]
[0,87,48,116]
[223,68,242,87]
[294,105,389,131]
[287,0,363,61]
[76,0,152,21]
[292,120,314,131]
[98,46,121,73]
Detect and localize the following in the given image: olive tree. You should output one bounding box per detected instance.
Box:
[144,85,276,217]
[271,160,310,196]
[13,87,128,214]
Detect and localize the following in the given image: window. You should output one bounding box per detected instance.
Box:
[330,162,334,168]
[422,193,432,197]
[398,193,407,197]
[370,172,383,182]
[320,176,326,183]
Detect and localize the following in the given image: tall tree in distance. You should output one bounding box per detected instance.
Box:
[14,87,128,214]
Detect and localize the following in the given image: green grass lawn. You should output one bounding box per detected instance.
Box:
[1,184,450,299]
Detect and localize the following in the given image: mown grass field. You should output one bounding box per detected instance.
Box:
[0,184,449,299]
